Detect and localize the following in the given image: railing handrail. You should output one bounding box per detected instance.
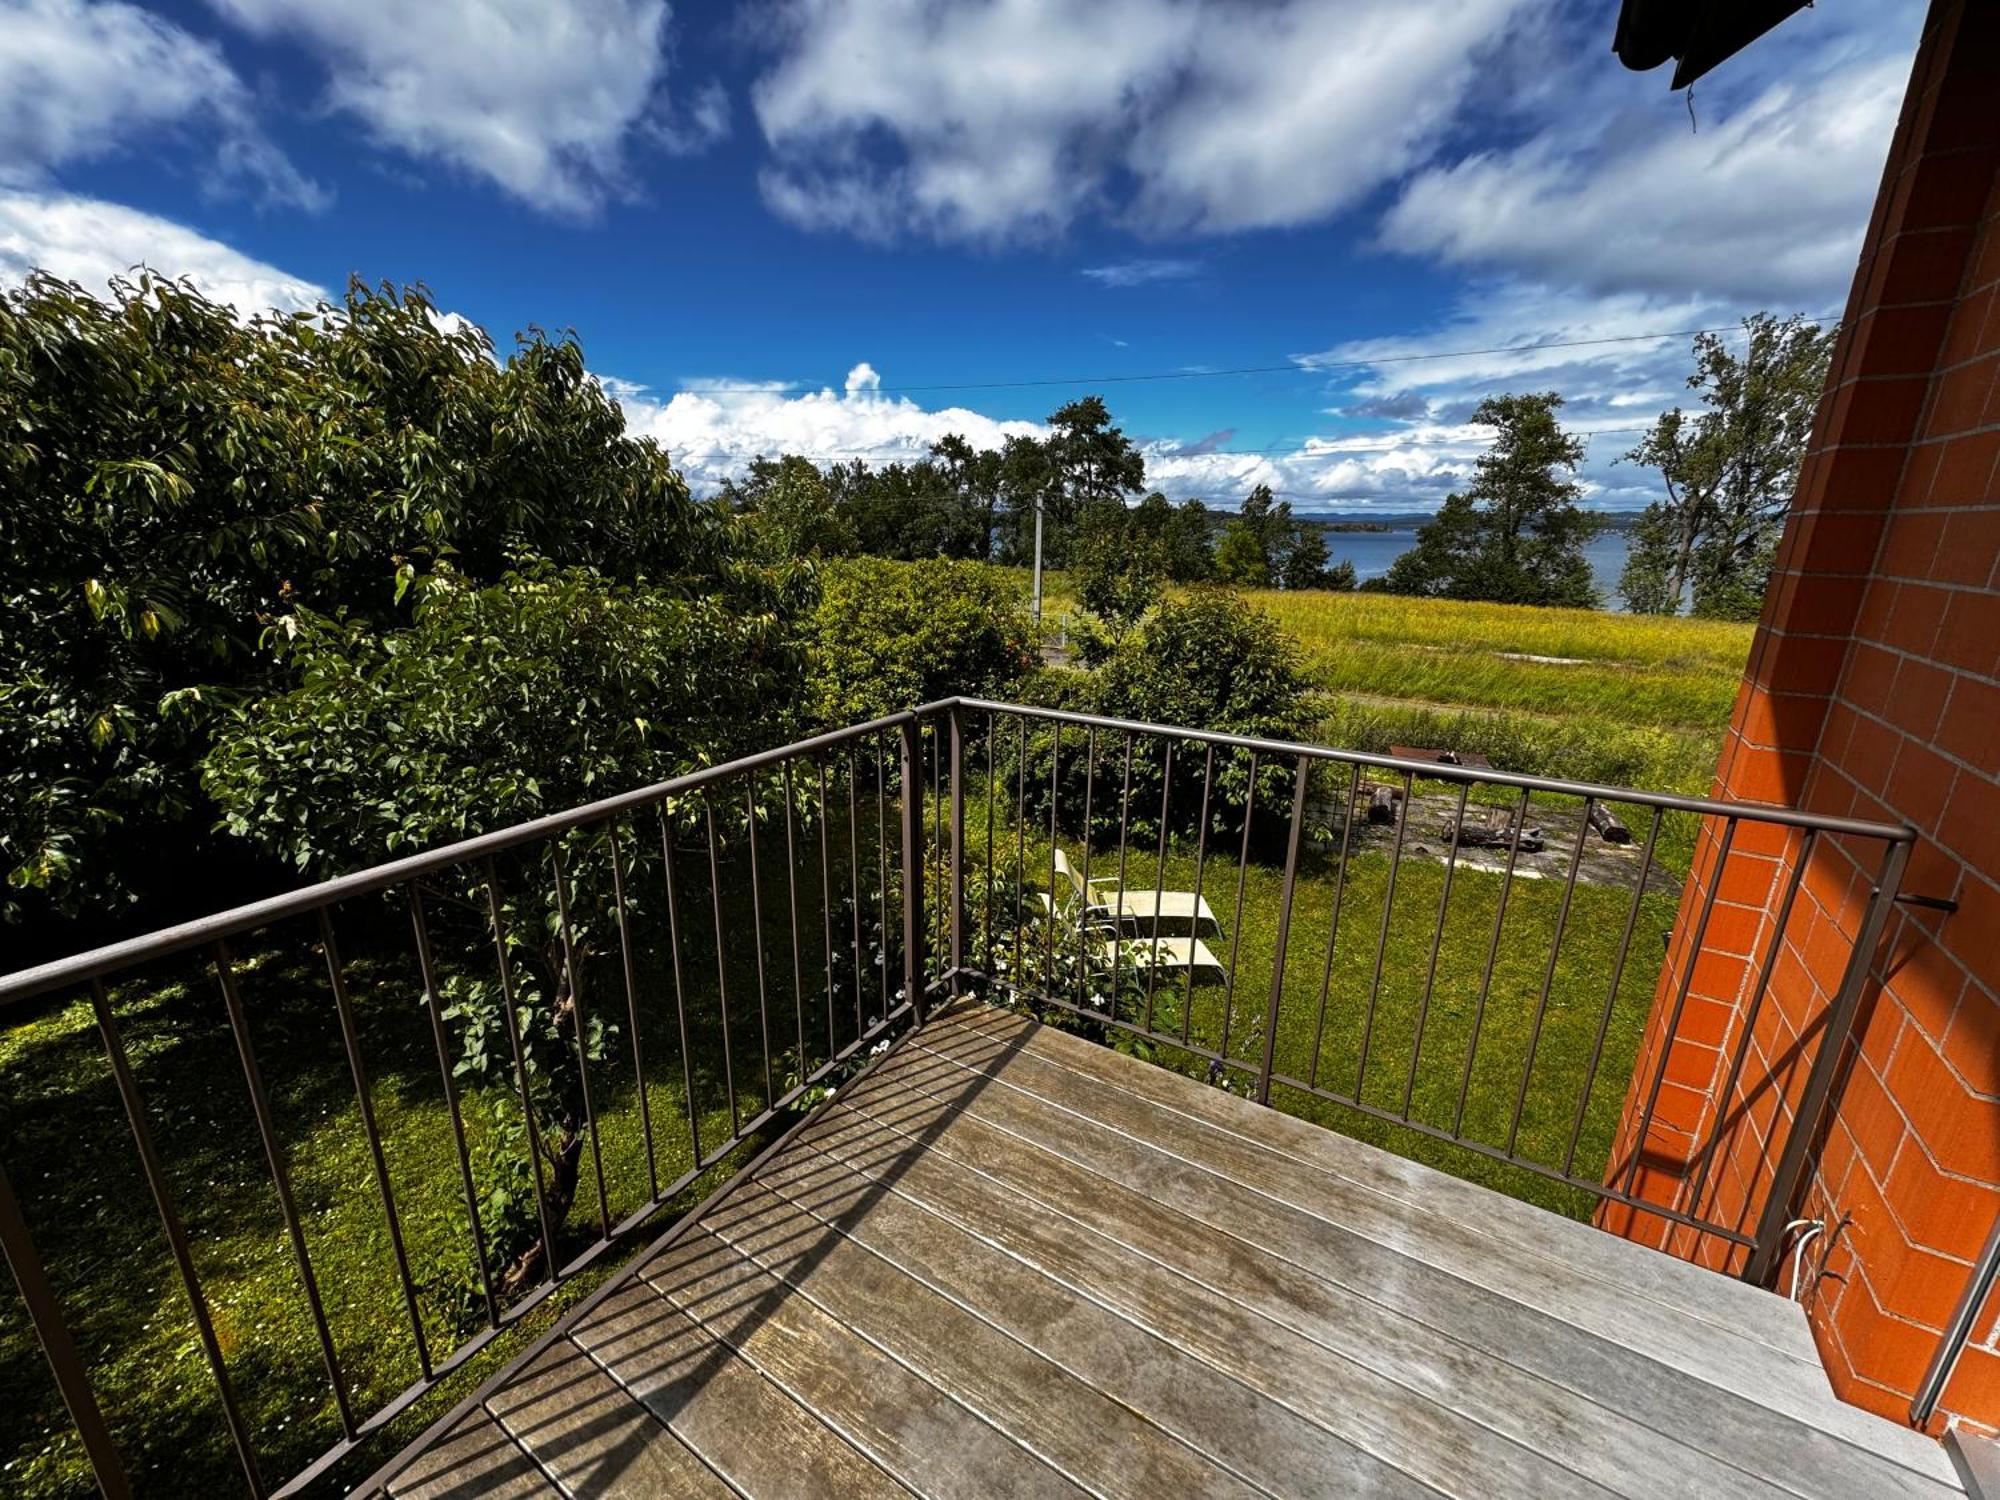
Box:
[1,695,1913,1011]
[0,708,920,1010]
[944,696,1917,842]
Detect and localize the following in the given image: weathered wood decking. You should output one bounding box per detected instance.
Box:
[382,1003,1962,1499]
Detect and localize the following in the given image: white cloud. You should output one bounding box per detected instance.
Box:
[0,0,324,210]
[1380,51,1911,305]
[750,0,1526,242]
[615,361,1045,491]
[207,0,721,213]
[1081,258,1202,288]
[0,190,326,312]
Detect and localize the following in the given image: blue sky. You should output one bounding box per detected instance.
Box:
[0,0,1925,510]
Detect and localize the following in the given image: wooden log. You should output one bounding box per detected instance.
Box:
[1589,803,1633,845]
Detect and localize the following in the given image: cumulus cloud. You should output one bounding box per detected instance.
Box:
[750,0,1526,242]
[614,361,1046,491]
[0,190,327,312]
[207,0,722,213]
[1380,51,1912,305]
[1081,258,1202,287]
[0,0,325,210]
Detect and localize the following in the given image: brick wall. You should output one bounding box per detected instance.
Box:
[1601,0,2000,1430]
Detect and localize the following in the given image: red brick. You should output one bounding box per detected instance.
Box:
[1831,1272,1947,1393]
[1927,351,2000,437]
[1905,150,1996,231]
[1816,443,1920,512]
[1923,429,2000,507]
[1944,775,2000,873]
[1885,581,1953,656]
[1891,656,1956,740]
[1854,300,1957,377]
[1944,1347,2000,1429]
[1884,941,1967,1043]
[1837,375,1935,446]
[1878,509,1948,577]
[1886,1029,2000,1182]
[1939,673,2000,767]
[1936,509,2000,588]
[1843,1059,1912,1174]
[1888,1137,2000,1258]
[1944,973,2000,1084]
[1935,589,2000,677]
[1754,634,1851,698]
[1886,736,1960,831]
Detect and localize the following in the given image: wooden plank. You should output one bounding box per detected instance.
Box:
[802,1081,1926,1500]
[946,1001,1819,1364]
[851,1031,1964,1499]
[481,1337,733,1497]
[388,1409,558,1500]
[746,1145,1452,1499]
[907,1013,1947,1474]
[640,1226,1084,1497]
[691,1171,1267,1500]
[570,1275,910,1499]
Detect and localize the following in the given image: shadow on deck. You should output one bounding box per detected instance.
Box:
[376,1003,1960,1500]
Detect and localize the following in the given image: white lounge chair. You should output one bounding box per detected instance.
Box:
[1027,890,1225,980]
[1052,848,1220,933]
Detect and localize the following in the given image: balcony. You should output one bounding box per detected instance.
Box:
[0,700,1954,1497]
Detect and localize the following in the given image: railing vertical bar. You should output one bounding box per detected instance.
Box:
[948,706,966,990]
[743,782,777,1111]
[1618,816,1740,1203]
[1563,806,1664,1179]
[1256,758,1313,1105]
[815,759,837,1054]
[1046,722,1063,986]
[606,824,659,1201]
[0,1157,132,1498]
[1504,797,1595,1158]
[1454,786,1533,1137]
[549,849,611,1239]
[877,734,893,1019]
[1219,750,1257,1059]
[482,865,561,1285]
[1110,734,1136,1020]
[409,890,500,1327]
[1405,780,1472,1120]
[933,726,946,966]
[1308,762,1364,1091]
[847,745,868,1030]
[1071,729,1096,1008]
[1686,826,1817,1221]
[1355,770,1413,1100]
[656,807,705,1171]
[88,975,265,1492]
[1745,835,1910,1285]
[899,716,927,1025]
[1014,717,1029,958]
[213,939,356,1439]
[983,713,997,973]
[318,909,431,1378]
[703,798,742,1138]
[780,761,809,1068]
[1182,744,1215,1048]
[1143,740,1175,1033]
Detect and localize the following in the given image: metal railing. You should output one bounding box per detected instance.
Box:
[0,697,1914,1497]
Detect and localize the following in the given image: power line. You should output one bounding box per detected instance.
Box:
[676,316,1839,397]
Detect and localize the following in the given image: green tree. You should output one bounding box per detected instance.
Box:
[1620,314,1833,618]
[1382,393,1602,607]
[1325,557,1359,591]
[0,272,749,941]
[202,562,805,1291]
[1214,520,1272,586]
[930,433,1004,559]
[805,557,1033,726]
[723,454,855,558]
[1279,526,1331,590]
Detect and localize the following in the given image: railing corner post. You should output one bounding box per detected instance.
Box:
[898,713,927,1026]
[1743,835,1912,1285]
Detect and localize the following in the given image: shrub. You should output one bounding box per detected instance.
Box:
[807,557,1033,726]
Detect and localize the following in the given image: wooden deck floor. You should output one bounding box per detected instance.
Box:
[380,1003,1963,1500]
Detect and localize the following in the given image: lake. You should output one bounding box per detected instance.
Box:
[1323,528,1633,609]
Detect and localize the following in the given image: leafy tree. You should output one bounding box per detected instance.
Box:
[805,557,1033,726]
[1325,557,1359,591]
[1382,393,1602,607]
[995,397,1146,570]
[202,562,806,1291]
[1214,519,1273,586]
[1147,493,1216,582]
[929,433,1004,559]
[1620,313,1833,618]
[723,454,855,558]
[0,272,746,940]
[1279,526,1331,590]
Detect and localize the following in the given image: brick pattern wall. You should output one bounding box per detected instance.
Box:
[1601,0,2000,1430]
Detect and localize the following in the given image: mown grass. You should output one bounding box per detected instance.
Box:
[0,793,897,1499]
[965,787,1676,1219]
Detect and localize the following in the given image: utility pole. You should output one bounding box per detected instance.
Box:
[1030,495,1045,626]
